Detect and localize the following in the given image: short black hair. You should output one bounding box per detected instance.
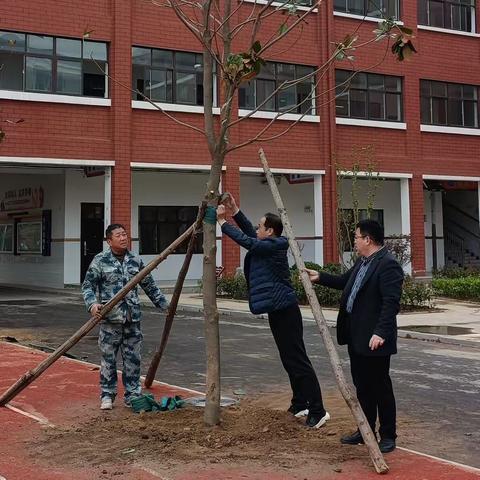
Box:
[356,219,384,245]
[264,213,283,237]
[105,223,126,239]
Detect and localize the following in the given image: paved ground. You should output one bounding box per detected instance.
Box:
[0,286,479,469]
[1,342,480,480]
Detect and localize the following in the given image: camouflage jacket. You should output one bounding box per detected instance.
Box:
[82,249,169,324]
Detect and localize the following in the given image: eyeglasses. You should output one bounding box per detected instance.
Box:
[354,235,368,240]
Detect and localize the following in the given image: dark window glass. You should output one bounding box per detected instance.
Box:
[132,47,211,106]
[335,0,400,19]
[340,209,384,250]
[139,206,203,255]
[335,70,403,121]
[238,61,315,114]
[420,79,479,127]
[0,30,108,97]
[418,0,476,32]
[0,52,23,90]
[57,59,82,95]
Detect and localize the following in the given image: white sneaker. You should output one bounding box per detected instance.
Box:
[294,409,309,418]
[306,411,330,429]
[100,397,113,410]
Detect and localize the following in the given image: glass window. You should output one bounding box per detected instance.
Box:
[0,52,24,90]
[57,38,81,58]
[17,222,42,254]
[27,35,53,55]
[0,30,108,98]
[25,56,52,92]
[0,224,13,253]
[139,206,203,255]
[335,70,403,121]
[418,0,476,32]
[335,0,400,19]
[131,47,213,106]
[420,79,479,127]
[57,60,82,95]
[238,61,315,114]
[0,31,26,52]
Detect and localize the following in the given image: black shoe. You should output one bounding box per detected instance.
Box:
[287,405,309,418]
[378,438,396,453]
[340,430,364,445]
[306,411,330,428]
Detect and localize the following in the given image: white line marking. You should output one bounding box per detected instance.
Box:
[398,447,480,473]
[5,404,55,427]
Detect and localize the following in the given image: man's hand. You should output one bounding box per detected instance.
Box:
[216,204,227,225]
[221,192,239,214]
[90,303,103,320]
[369,334,385,351]
[304,268,320,283]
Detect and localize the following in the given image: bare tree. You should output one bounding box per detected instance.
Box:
[124,0,415,426]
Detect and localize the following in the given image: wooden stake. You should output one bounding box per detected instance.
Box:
[0,224,195,407]
[144,203,207,387]
[259,148,389,475]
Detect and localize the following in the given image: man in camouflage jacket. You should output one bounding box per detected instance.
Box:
[82,223,169,410]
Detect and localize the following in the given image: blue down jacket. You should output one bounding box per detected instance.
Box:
[221,210,297,315]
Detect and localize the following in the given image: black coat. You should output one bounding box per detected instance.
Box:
[318,248,404,356]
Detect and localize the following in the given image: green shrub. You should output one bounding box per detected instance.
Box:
[216,274,248,300]
[434,266,480,279]
[432,276,480,301]
[290,262,343,307]
[400,276,434,310]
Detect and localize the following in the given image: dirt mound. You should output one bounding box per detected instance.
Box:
[30,394,370,473]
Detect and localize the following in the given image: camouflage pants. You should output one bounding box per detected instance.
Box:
[98,321,143,401]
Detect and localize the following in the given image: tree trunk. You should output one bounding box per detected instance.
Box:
[259,148,389,475]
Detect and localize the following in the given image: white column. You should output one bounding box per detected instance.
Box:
[104,166,112,230]
[314,174,324,266]
[400,178,412,275]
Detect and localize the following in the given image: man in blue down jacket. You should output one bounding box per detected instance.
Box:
[217,194,329,429]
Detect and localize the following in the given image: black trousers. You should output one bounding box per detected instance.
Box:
[348,347,396,440]
[268,303,326,416]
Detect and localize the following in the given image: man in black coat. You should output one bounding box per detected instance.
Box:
[306,219,403,453]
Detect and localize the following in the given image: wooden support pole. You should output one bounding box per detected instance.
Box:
[0,224,196,407]
[144,203,207,387]
[259,148,389,475]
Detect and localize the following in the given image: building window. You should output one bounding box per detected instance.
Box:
[418,0,475,32]
[132,48,212,106]
[339,209,384,250]
[335,70,403,121]
[334,0,400,19]
[17,222,42,254]
[239,62,315,114]
[0,224,13,253]
[420,80,478,128]
[0,31,108,97]
[139,206,203,255]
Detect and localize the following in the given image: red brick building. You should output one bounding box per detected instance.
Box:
[0,0,479,287]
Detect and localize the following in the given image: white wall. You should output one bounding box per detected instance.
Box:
[63,170,105,284]
[424,190,445,272]
[339,178,403,235]
[131,170,216,282]
[0,171,66,288]
[239,174,318,266]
